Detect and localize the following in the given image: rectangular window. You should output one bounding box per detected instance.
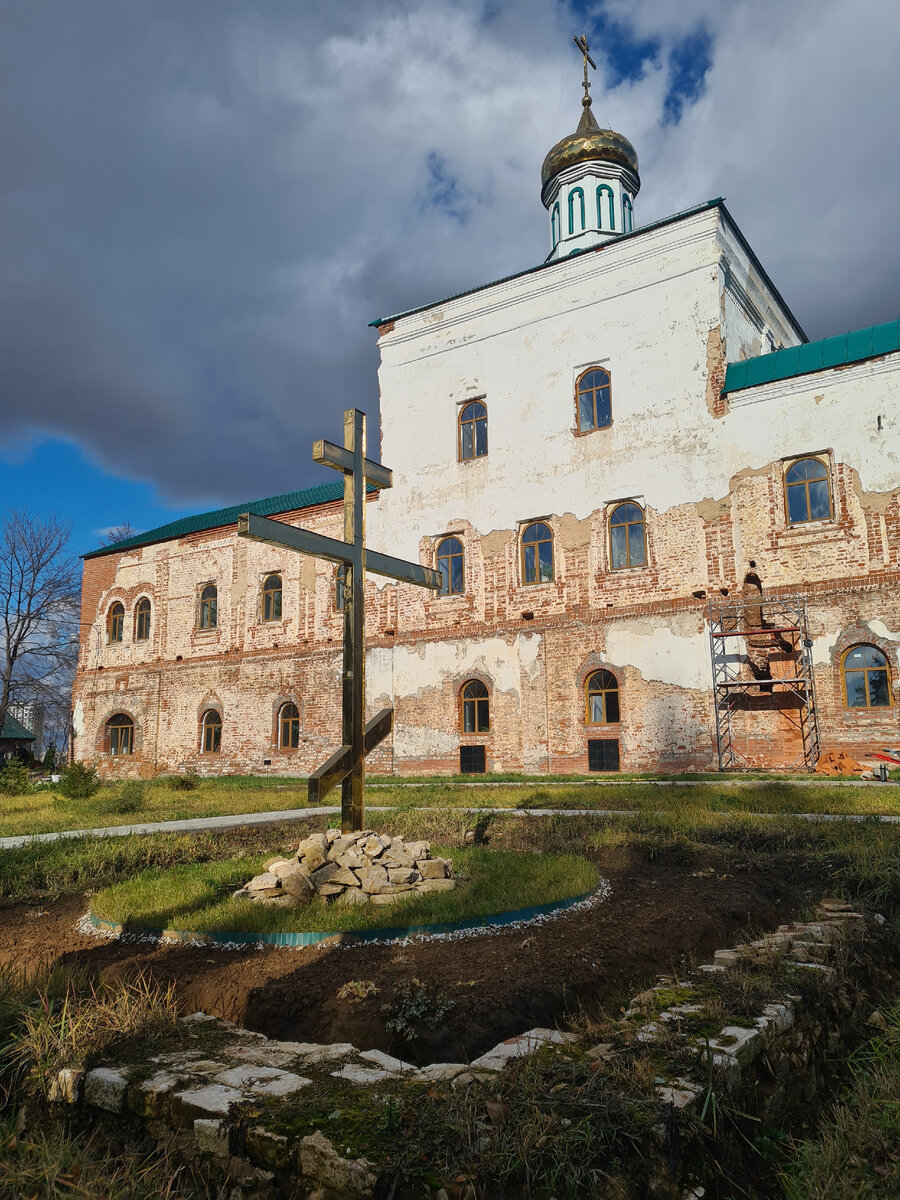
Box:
[460,744,486,774]
[588,738,620,772]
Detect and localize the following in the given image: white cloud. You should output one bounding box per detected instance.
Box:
[0,0,896,506]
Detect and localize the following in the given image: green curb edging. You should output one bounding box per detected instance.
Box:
[87,883,604,947]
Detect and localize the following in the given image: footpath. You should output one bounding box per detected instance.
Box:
[1,802,898,850]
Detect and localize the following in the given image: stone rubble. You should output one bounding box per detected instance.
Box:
[55,894,877,1198]
[235,829,456,907]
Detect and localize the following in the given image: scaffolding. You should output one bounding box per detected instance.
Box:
[707,593,821,772]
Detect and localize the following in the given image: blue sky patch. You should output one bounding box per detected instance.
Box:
[424,151,475,224]
[664,27,714,124]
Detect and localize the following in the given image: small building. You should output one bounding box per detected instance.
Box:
[0,711,36,766]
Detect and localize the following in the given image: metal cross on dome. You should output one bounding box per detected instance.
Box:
[238,409,440,832]
[573,33,596,104]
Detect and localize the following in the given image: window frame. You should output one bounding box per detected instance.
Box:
[278,702,300,749]
[134,596,151,642]
[840,644,893,711]
[458,400,488,462]
[335,564,347,612]
[575,366,612,434]
[460,679,490,734]
[520,521,555,586]
[261,572,283,623]
[199,583,218,631]
[436,535,465,596]
[200,709,222,753]
[783,456,834,526]
[608,502,647,571]
[107,712,134,756]
[107,602,125,645]
[584,669,620,725]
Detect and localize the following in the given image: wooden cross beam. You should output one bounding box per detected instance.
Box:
[237,408,440,832]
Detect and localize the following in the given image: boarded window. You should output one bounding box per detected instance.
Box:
[588,738,620,772]
[460,744,486,774]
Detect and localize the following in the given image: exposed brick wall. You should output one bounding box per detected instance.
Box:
[72,460,900,779]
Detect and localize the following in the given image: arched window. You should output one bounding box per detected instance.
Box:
[842,645,892,709]
[201,710,222,753]
[568,187,585,234]
[134,597,151,641]
[335,564,347,611]
[785,457,832,524]
[107,713,134,756]
[107,602,124,644]
[199,584,217,630]
[585,670,620,724]
[622,194,634,232]
[576,367,612,432]
[279,702,300,748]
[596,184,615,230]
[262,573,282,622]
[459,401,487,461]
[461,680,489,733]
[521,522,554,585]
[609,503,646,570]
[551,202,560,248]
[436,536,464,596]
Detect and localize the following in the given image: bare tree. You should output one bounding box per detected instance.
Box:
[98,521,137,547]
[0,510,80,742]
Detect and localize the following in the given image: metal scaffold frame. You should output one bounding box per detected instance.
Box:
[707,593,821,772]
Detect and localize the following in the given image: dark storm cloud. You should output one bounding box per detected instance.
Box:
[0,0,898,506]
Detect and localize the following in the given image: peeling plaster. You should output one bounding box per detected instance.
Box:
[72,699,85,738]
[867,619,900,643]
[366,635,542,707]
[606,619,708,690]
[557,512,593,550]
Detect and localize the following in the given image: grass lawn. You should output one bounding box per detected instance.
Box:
[89,845,599,936]
[1,774,899,840]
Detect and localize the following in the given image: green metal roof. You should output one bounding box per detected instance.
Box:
[724,318,900,394]
[1,712,35,741]
[83,479,372,559]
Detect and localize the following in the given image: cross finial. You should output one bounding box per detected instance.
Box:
[573,33,596,109]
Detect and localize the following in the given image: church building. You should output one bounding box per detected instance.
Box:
[72,62,900,778]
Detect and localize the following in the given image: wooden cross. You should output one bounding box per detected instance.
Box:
[573,33,596,105]
[237,408,440,832]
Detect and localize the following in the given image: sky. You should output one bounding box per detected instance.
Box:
[1,0,898,557]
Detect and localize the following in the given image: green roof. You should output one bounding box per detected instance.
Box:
[724,318,900,395]
[1,712,35,741]
[83,479,369,559]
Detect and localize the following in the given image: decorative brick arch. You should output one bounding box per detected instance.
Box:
[829,625,899,712]
[271,693,303,747]
[94,705,143,758]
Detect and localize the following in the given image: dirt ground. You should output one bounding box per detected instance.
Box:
[0,846,827,1065]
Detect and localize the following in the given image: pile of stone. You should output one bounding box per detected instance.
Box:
[236,829,456,908]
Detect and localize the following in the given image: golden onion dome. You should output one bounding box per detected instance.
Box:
[541,100,639,203]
